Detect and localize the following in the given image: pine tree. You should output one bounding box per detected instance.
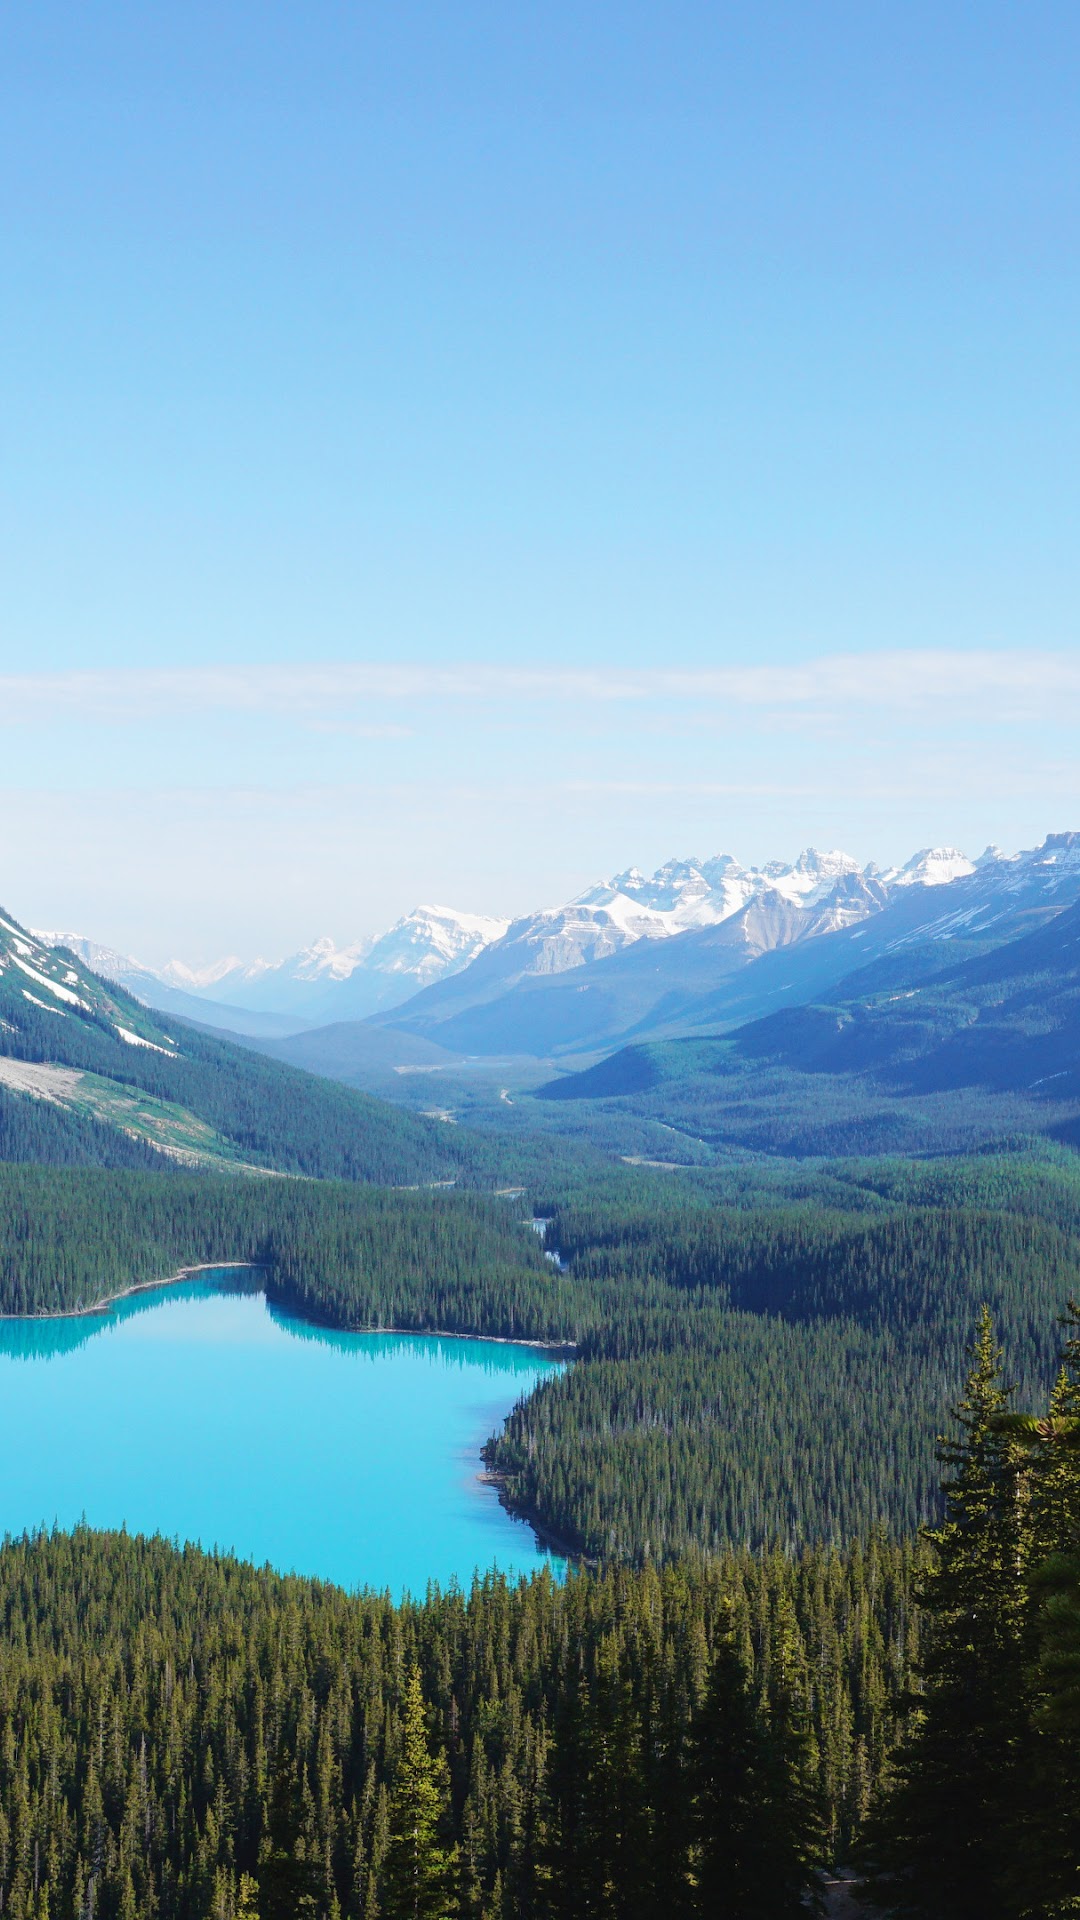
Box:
[543,1637,649,1920]
[258,1765,323,1920]
[236,1872,261,1919]
[686,1635,814,1919]
[1004,1304,1080,1919]
[381,1667,459,1920]
[872,1307,1028,1918]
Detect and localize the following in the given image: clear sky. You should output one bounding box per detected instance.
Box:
[2,2,1078,961]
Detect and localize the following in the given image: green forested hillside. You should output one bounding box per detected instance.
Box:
[0,1166,572,1336]
[1,989,457,1183]
[533,897,1080,1161]
[535,1035,1080,1159]
[488,1193,1079,1556]
[0,909,470,1183]
[0,1081,169,1170]
[0,1525,915,1919]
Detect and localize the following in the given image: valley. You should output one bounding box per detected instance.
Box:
[3,844,1080,1917]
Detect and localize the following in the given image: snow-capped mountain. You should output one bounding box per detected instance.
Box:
[58,906,513,1023]
[380,832,1080,1058]
[363,906,511,989]
[33,933,315,1038]
[168,936,374,1008]
[36,932,168,1003]
[246,906,508,1017]
[577,848,868,929]
[881,846,978,889]
[437,849,889,1002]
[48,838,1080,1037]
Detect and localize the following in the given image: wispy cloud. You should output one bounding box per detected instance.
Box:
[2,651,1079,724]
[304,720,416,740]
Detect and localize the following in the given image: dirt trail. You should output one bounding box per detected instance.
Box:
[821,1872,884,1918]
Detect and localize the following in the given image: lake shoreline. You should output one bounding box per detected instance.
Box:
[0,1262,268,1322]
[477,1468,593,1568]
[0,1267,572,1593]
[271,1291,577,1357]
[2,1263,579,1564]
[0,1263,579,1355]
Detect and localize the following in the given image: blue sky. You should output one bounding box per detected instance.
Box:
[2,3,1078,959]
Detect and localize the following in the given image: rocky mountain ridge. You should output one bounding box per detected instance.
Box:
[375,833,1080,1059]
[43,842,994,1024]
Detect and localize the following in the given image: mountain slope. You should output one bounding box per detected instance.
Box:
[732,891,1080,1099]
[535,853,1080,1157]
[161,905,510,1019]
[380,836,1080,1060]
[224,1018,463,1084]
[0,909,460,1184]
[35,933,311,1038]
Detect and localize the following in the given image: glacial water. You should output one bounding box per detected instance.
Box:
[0,1272,566,1595]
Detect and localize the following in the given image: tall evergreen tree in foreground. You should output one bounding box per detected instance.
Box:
[382,1668,459,1920]
[686,1635,820,1919]
[872,1308,1028,1918]
[1023,1550,1080,1918]
[872,1300,1080,1918]
[1006,1301,1080,1919]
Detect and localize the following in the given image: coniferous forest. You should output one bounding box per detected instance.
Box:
[2,1065,1080,1911]
[0,1299,1077,1917]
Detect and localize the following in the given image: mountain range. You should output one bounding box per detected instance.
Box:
[532,831,1080,1158]
[0,908,462,1184]
[9,827,1080,1164]
[39,841,987,1038]
[366,843,1030,1060]
[41,905,510,1030]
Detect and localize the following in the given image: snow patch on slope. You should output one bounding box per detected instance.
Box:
[115,1025,178,1056]
[9,953,91,1008]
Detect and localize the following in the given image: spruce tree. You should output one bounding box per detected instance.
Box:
[543,1638,649,1920]
[381,1667,459,1920]
[1003,1304,1080,1919]
[236,1873,261,1920]
[258,1764,323,1920]
[872,1307,1028,1918]
[686,1635,816,1919]
[1017,1552,1080,1920]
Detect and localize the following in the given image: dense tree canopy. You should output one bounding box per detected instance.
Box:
[0,1527,914,1920]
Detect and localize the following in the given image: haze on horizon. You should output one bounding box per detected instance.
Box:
[2,4,1079,960]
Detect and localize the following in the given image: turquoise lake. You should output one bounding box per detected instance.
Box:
[0,1272,566,1595]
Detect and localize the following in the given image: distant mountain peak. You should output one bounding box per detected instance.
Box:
[1038,831,1080,859]
[887,847,977,888]
[791,846,861,876]
[162,954,250,991]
